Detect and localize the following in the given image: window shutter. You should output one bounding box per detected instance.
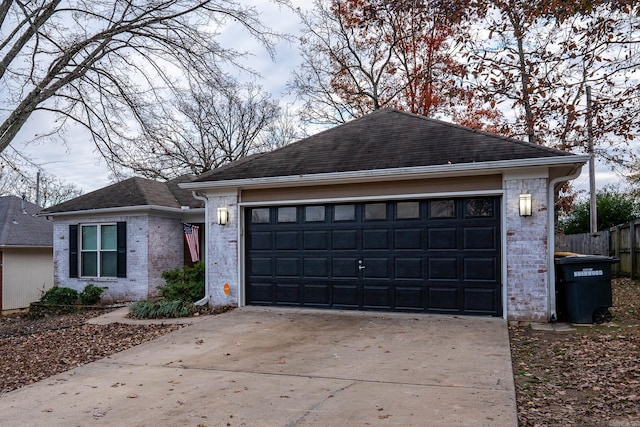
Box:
[69,224,78,278]
[116,222,127,278]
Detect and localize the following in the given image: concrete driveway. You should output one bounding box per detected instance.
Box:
[0,307,517,426]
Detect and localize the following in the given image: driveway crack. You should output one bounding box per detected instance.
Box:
[285,381,356,427]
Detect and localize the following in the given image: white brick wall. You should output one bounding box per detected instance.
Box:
[53,214,185,303]
[504,178,550,321]
[205,194,239,307]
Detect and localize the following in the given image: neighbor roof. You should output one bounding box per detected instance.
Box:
[42,175,204,214]
[0,196,52,247]
[194,108,576,183]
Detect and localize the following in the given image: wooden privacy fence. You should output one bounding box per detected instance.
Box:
[555,219,640,278]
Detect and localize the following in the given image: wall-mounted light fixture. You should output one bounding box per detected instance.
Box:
[519,194,532,217]
[217,207,229,225]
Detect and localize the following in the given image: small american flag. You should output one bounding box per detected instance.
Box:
[183,223,200,262]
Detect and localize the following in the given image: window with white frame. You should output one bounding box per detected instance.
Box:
[80,224,118,277]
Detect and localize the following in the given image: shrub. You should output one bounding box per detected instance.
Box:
[128,299,198,319]
[79,284,108,305]
[40,286,79,305]
[158,261,205,302]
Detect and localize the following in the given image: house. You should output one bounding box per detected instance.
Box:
[41,175,205,303]
[180,108,589,322]
[0,196,53,312]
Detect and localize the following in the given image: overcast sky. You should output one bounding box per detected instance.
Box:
[13,0,623,196]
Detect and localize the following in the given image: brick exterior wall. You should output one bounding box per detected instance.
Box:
[53,214,185,303]
[504,178,550,321]
[205,194,239,307]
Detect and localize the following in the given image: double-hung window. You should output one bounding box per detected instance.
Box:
[69,222,126,278]
[81,224,117,277]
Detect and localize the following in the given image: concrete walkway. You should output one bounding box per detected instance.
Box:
[0,307,518,426]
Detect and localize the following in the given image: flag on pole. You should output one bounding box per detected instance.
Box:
[183,223,200,262]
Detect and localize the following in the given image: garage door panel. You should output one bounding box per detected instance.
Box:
[248,282,274,304]
[363,285,392,308]
[303,231,329,250]
[276,258,299,276]
[333,258,358,278]
[303,258,328,277]
[463,258,497,281]
[428,228,457,249]
[304,283,331,305]
[276,283,301,304]
[333,284,360,307]
[333,230,357,250]
[463,227,498,250]
[276,231,298,250]
[246,197,501,316]
[464,288,498,313]
[395,286,424,310]
[363,258,389,278]
[250,232,272,250]
[428,258,458,280]
[428,287,459,311]
[362,229,389,249]
[395,258,423,279]
[250,258,272,276]
[395,229,422,249]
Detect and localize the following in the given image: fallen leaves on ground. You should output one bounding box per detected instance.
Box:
[0,310,182,394]
[511,278,640,426]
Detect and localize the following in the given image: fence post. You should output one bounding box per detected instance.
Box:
[631,220,637,280]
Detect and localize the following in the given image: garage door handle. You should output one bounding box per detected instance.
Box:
[358,260,366,270]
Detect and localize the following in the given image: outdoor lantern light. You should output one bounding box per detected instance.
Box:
[217,207,229,225]
[519,194,532,217]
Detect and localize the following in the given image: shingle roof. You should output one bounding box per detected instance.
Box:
[0,196,52,247]
[42,175,203,214]
[195,108,574,183]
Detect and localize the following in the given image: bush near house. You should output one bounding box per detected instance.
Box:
[158,261,205,303]
[128,262,206,319]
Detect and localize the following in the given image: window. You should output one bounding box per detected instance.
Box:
[430,200,455,218]
[69,222,126,278]
[466,198,493,217]
[305,205,325,222]
[334,204,355,221]
[278,207,297,223]
[251,208,270,223]
[365,203,387,220]
[397,202,420,219]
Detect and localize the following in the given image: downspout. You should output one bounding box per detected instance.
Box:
[547,168,583,322]
[192,191,210,306]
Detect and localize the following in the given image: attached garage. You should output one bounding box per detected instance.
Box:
[182,108,589,322]
[245,197,501,315]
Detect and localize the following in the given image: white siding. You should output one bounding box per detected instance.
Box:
[2,248,54,310]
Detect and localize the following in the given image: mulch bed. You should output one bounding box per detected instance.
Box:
[511,277,640,426]
[0,310,183,394]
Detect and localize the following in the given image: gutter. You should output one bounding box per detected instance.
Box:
[180,156,591,191]
[547,167,584,322]
[191,191,210,306]
[40,205,205,218]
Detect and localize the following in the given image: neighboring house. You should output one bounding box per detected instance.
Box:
[41,175,205,303]
[181,108,590,322]
[0,196,53,312]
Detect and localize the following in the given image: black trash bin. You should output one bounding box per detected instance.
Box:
[555,254,619,324]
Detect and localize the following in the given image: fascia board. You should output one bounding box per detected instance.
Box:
[41,205,205,218]
[180,155,591,191]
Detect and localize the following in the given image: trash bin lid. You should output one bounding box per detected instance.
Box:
[554,254,620,265]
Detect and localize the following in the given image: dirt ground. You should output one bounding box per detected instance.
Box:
[1,279,639,426]
[510,278,640,426]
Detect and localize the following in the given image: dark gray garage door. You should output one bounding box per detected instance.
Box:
[245,197,501,316]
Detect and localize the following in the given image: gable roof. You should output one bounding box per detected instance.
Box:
[193,108,580,184]
[0,196,52,247]
[42,175,204,215]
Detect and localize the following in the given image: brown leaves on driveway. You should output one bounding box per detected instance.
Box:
[0,310,182,394]
[511,278,640,426]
